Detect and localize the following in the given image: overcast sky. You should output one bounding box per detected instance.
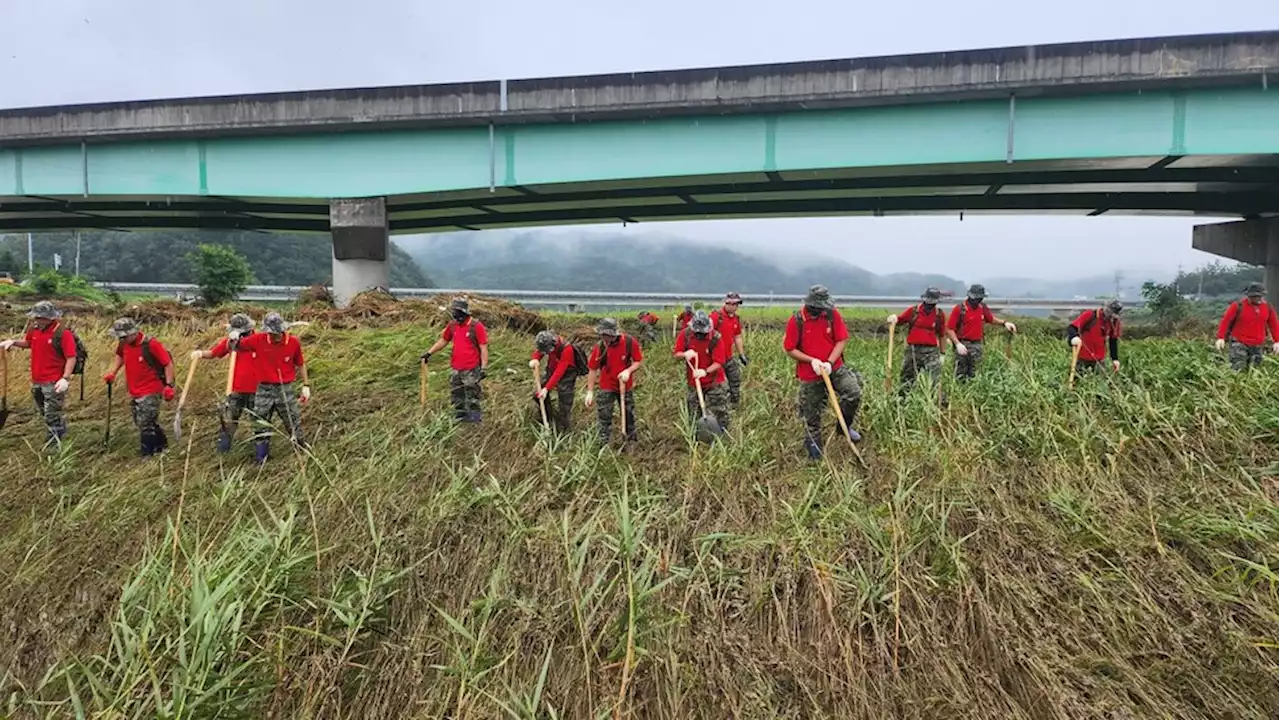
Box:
[4,0,1276,280]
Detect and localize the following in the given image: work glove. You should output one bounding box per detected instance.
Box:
[536,387,548,400]
[954,342,968,356]
[419,352,431,364]
[681,349,697,361]
[809,358,824,375]
[1111,361,1121,373]
[528,359,539,369]
[1004,321,1017,333]
[583,391,595,408]
[1273,342,1279,354]
[190,350,203,360]
[479,368,487,380]
[103,372,116,385]
[617,369,631,384]
[886,314,898,325]
[53,378,69,394]
[0,339,13,351]
[300,385,311,404]
[739,354,749,366]
[162,386,175,402]
[1214,338,1226,351]
[1070,336,1082,348]
[692,368,707,380]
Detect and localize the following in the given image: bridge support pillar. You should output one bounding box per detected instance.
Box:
[1192,218,1279,298]
[330,198,390,308]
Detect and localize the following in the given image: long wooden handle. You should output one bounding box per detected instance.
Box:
[224,351,238,396]
[821,370,856,450]
[884,322,896,392]
[1067,342,1082,388]
[532,364,548,426]
[177,357,199,409]
[619,381,627,436]
[1,348,8,403]
[419,360,427,407]
[687,357,707,413]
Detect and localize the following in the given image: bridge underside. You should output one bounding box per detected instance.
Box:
[0,154,1275,233]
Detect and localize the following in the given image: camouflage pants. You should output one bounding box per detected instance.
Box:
[1229,341,1265,371]
[596,389,637,442]
[31,382,67,437]
[899,344,942,393]
[538,367,578,431]
[252,382,304,445]
[723,355,743,404]
[131,392,167,454]
[953,341,984,381]
[450,368,483,420]
[798,366,862,443]
[218,392,255,448]
[686,381,731,431]
[638,325,658,345]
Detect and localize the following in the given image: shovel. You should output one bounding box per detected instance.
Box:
[173,356,199,441]
[618,379,628,438]
[0,349,9,431]
[686,357,724,443]
[1067,342,1082,388]
[884,321,896,392]
[220,351,238,436]
[103,379,114,447]
[821,367,868,467]
[532,363,548,428]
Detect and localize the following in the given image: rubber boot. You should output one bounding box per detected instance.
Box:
[216,430,232,453]
[804,437,823,461]
[254,441,270,465]
[839,400,862,443]
[464,411,482,424]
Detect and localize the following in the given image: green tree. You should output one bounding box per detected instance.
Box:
[0,248,19,278]
[1141,280,1187,330]
[188,244,256,306]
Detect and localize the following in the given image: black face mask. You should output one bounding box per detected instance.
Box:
[922,302,937,311]
[694,331,709,340]
[967,297,982,307]
[605,334,620,345]
[804,305,824,316]
[451,310,468,322]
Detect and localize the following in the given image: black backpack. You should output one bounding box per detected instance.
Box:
[596,334,638,372]
[1225,299,1272,337]
[117,337,167,383]
[901,304,945,335]
[52,327,89,375]
[955,302,986,332]
[791,310,835,355]
[450,320,481,347]
[560,340,590,376]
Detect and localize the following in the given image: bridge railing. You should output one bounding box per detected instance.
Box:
[94,282,1139,313]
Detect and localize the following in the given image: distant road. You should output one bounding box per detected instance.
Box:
[97,283,1139,313]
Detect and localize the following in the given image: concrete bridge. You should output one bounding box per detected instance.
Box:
[1,30,1276,304]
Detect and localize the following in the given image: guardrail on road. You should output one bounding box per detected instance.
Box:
[96,283,1141,313]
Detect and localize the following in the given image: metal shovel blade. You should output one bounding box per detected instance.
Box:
[694,414,723,444]
[173,410,183,442]
[0,398,9,431]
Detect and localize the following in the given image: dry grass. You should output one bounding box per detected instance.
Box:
[0,310,1276,719]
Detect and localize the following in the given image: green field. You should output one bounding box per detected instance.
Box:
[0,309,1276,719]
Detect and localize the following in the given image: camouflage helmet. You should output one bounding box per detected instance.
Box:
[450,296,470,315]
[596,317,620,337]
[262,312,289,334]
[1245,281,1266,297]
[226,313,254,336]
[534,330,558,354]
[690,310,713,334]
[804,285,834,311]
[109,317,139,339]
[1104,299,1123,316]
[966,284,986,300]
[921,287,943,303]
[26,300,61,319]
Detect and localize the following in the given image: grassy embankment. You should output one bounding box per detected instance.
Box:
[0,303,1276,719]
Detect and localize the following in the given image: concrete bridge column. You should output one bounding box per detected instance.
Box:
[1191,218,1279,298]
[330,197,390,307]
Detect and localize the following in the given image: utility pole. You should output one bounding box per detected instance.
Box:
[75,232,81,277]
[27,233,33,273]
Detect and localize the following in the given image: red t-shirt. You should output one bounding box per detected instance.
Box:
[677,312,693,331]
[947,302,996,342]
[1069,309,1120,362]
[24,321,78,383]
[1216,299,1278,346]
[588,334,643,392]
[115,335,172,398]
[638,312,660,326]
[209,335,261,394]
[532,339,576,388]
[709,309,743,350]
[238,333,304,384]
[442,319,488,371]
[673,329,729,387]
[782,308,849,382]
[897,304,946,347]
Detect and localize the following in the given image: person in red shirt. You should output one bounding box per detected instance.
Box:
[1215,282,1279,371]
[237,312,310,463]
[0,301,78,442]
[783,285,862,460]
[1067,300,1123,374]
[889,287,947,397]
[530,330,582,431]
[421,297,489,423]
[102,317,175,457]
[191,313,260,453]
[675,305,694,335]
[946,284,1017,381]
[674,310,731,434]
[585,317,643,443]
[709,292,749,405]
[635,310,660,345]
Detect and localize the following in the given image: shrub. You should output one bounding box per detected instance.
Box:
[188,244,255,306]
[31,269,62,295]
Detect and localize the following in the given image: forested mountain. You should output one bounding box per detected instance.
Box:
[0,231,432,287]
[400,231,965,295]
